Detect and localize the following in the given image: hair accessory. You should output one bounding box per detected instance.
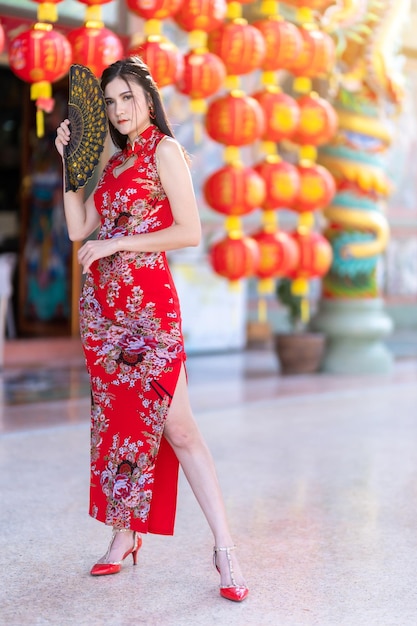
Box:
[64,64,108,192]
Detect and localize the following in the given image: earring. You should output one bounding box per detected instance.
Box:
[149,105,156,120]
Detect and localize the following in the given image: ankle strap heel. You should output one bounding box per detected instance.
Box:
[213,546,249,602]
[90,528,142,576]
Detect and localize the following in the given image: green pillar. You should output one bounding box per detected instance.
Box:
[316,95,394,374]
[312,299,393,374]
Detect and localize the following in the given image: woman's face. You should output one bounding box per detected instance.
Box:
[104,76,151,142]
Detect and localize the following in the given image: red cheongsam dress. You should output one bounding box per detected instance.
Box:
[79,125,185,534]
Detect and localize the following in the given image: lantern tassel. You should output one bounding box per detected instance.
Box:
[36,109,45,138]
[31,81,52,138]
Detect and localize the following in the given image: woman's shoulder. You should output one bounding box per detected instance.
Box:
[155,135,184,160]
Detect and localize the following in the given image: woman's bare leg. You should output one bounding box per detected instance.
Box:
[163,365,246,587]
[94,365,246,586]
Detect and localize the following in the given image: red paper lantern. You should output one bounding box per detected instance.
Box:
[251,230,300,279]
[252,87,299,142]
[176,50,225,103]
[207,19,265,76]
[204,163,265,216]
[67,24,123,78]
[127,0,184,20]
[294,163,336,213]
[174,0,227,33]
[254,157,300,210]
[129,37,183,88]
[253,17,302,72]
[210,235,259,281]
[290,230,333,279]
[206,91,265,146]
[9,22,72,136]
[290,28,335,78]
[9,24,72,84]
[293,93,338,146]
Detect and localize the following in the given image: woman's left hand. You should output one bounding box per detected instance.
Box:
[78,238,120,274]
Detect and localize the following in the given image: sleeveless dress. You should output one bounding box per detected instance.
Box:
[79,125,185,534]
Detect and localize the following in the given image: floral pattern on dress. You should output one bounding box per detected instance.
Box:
[99,394,169,528]
[81,125,185,533]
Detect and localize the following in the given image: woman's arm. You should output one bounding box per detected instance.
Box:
[78,137,202,273]
[55,119,101,241]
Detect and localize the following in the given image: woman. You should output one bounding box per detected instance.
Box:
[55,57,248,602]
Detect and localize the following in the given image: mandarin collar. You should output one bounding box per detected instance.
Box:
[124,124,155,156]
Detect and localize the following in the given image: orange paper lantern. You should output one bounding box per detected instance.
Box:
[174,0,227,33]
[207,19,265,76]
[203,163,265,216]
[210,235,260,281]
[176,50,226,104]
[127,0,184,20]
[252,87,299,142]
[293,93,338,146]
[253,17,302,72]
[251,230,300,279]
[129,37,183,88]
[254,157,300,210]
[67,23,123,77]
[206,91,265,146]
[290,28,335,78]
[290,230,333,279]
[294,163,336,213]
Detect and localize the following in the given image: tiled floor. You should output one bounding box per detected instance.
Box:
[1,338,417,625]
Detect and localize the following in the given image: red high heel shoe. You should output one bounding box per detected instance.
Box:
[90,529,142,576]
[213,545,249,602]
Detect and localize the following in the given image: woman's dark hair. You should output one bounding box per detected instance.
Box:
[101,56,175,150]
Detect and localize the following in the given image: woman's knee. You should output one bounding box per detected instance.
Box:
[164,411,198,450]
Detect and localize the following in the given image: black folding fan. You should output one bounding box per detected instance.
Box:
[64,64,108,192]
